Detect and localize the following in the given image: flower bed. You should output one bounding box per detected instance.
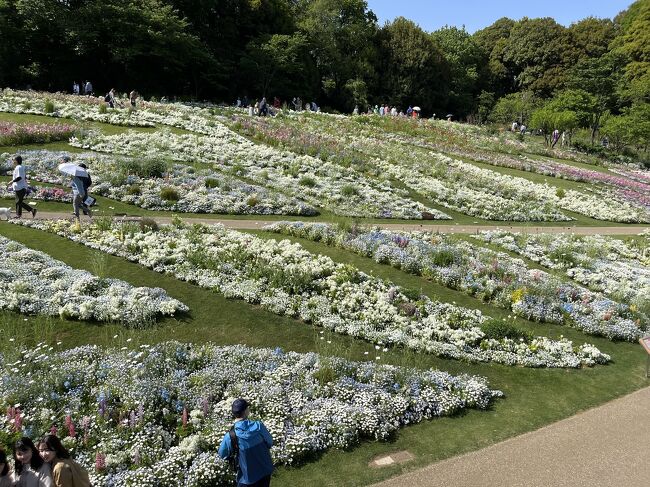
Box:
[3,150,317,216]
[69,129,450,220]
[264,222,646,342]
[0,341,501,486]
[475,231,650,318]
[0,121,76,146]
[0,235,187,325]
[12,219,610,367]
[223,113,650,223]
[0,89,155,127]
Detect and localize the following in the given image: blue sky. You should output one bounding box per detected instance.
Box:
[366,0,634,33]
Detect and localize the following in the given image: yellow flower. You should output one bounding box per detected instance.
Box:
[511,287,526,303]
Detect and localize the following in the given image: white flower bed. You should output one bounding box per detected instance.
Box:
[232,112,649,223]
[3,150,316,216]
[264,222,646,342]
[69,129,450,220]
[12,219,609,367]
[0,89,155,127]
[0,235,186,325]
[0,341,501,486]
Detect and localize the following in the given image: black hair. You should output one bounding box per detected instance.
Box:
[13,155,22,165]
[14,437,43,475]
[0,450,8,476]
[38,434,70,460]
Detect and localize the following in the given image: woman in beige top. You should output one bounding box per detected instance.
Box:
[12,437,52,487]
[38,435,90,487]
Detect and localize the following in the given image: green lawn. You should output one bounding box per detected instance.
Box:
[1,107,649,485]
[0,222,646,486]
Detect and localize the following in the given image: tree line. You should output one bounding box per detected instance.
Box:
[0,0,648,149]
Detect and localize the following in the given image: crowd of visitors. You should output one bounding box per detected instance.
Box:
[71,82,140,109]
[235,95,319,116]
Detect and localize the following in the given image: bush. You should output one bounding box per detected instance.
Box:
[299,176,317,187]
[139,217,159,232]
[98,103,108,114]
[341,184,358,197]
[230,164,246,176]
[126,185,141,195]
[204,178,219,189]
[140,159,167,178]
[400,287,422,302]
[44,100,55,114]
[481,319,532,342]
[246,195,259,207]
[431,249,456,267]
[555,188,565,199]
[160,187,180,201]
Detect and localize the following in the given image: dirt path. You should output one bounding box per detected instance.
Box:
[25,212,650,235]
[371,385,650,487]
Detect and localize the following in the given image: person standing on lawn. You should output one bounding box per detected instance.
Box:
[7,155,36,219]
[219,399,274,487]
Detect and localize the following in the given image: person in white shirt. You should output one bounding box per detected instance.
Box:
[6,155,36,219]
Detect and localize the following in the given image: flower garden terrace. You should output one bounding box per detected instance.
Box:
[0,90,648,486]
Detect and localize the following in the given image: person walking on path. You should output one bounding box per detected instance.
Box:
[62,157,91,222]
[38,435,91,487]
[7,155,36,219]
[129,90,138,108]
[552,129,560,148]
[219,399,274,487]
[12,438,52,487]
[84,81,92,96]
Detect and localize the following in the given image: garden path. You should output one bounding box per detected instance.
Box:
[29,211,650,235]
[371,384,650,487]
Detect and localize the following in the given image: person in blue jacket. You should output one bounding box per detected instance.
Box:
[219,399,274,487]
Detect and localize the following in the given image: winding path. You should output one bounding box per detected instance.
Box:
[24,212,650,235]
[372,385,650,487]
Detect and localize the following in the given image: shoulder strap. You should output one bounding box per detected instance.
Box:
[229,426,240,460]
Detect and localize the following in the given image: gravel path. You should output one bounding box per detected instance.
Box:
[371,385,650,487]
[22,212,650,235]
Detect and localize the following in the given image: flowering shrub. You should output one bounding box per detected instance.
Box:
[264,222,646,342]
[0,341,502,486]
[12,219,610,367]
[0,235,187,326]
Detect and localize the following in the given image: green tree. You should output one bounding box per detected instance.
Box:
[473,17,516,97]
[376,17,447,113]
[240,33,308,97]
[502,17,574,95]
[298,0,378,110]
[477,91,495,124]
[489,91,539,125]
[568,17,618,60]
[530,106,576,145]
[611,0,650,104]
[431,26,484,117]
